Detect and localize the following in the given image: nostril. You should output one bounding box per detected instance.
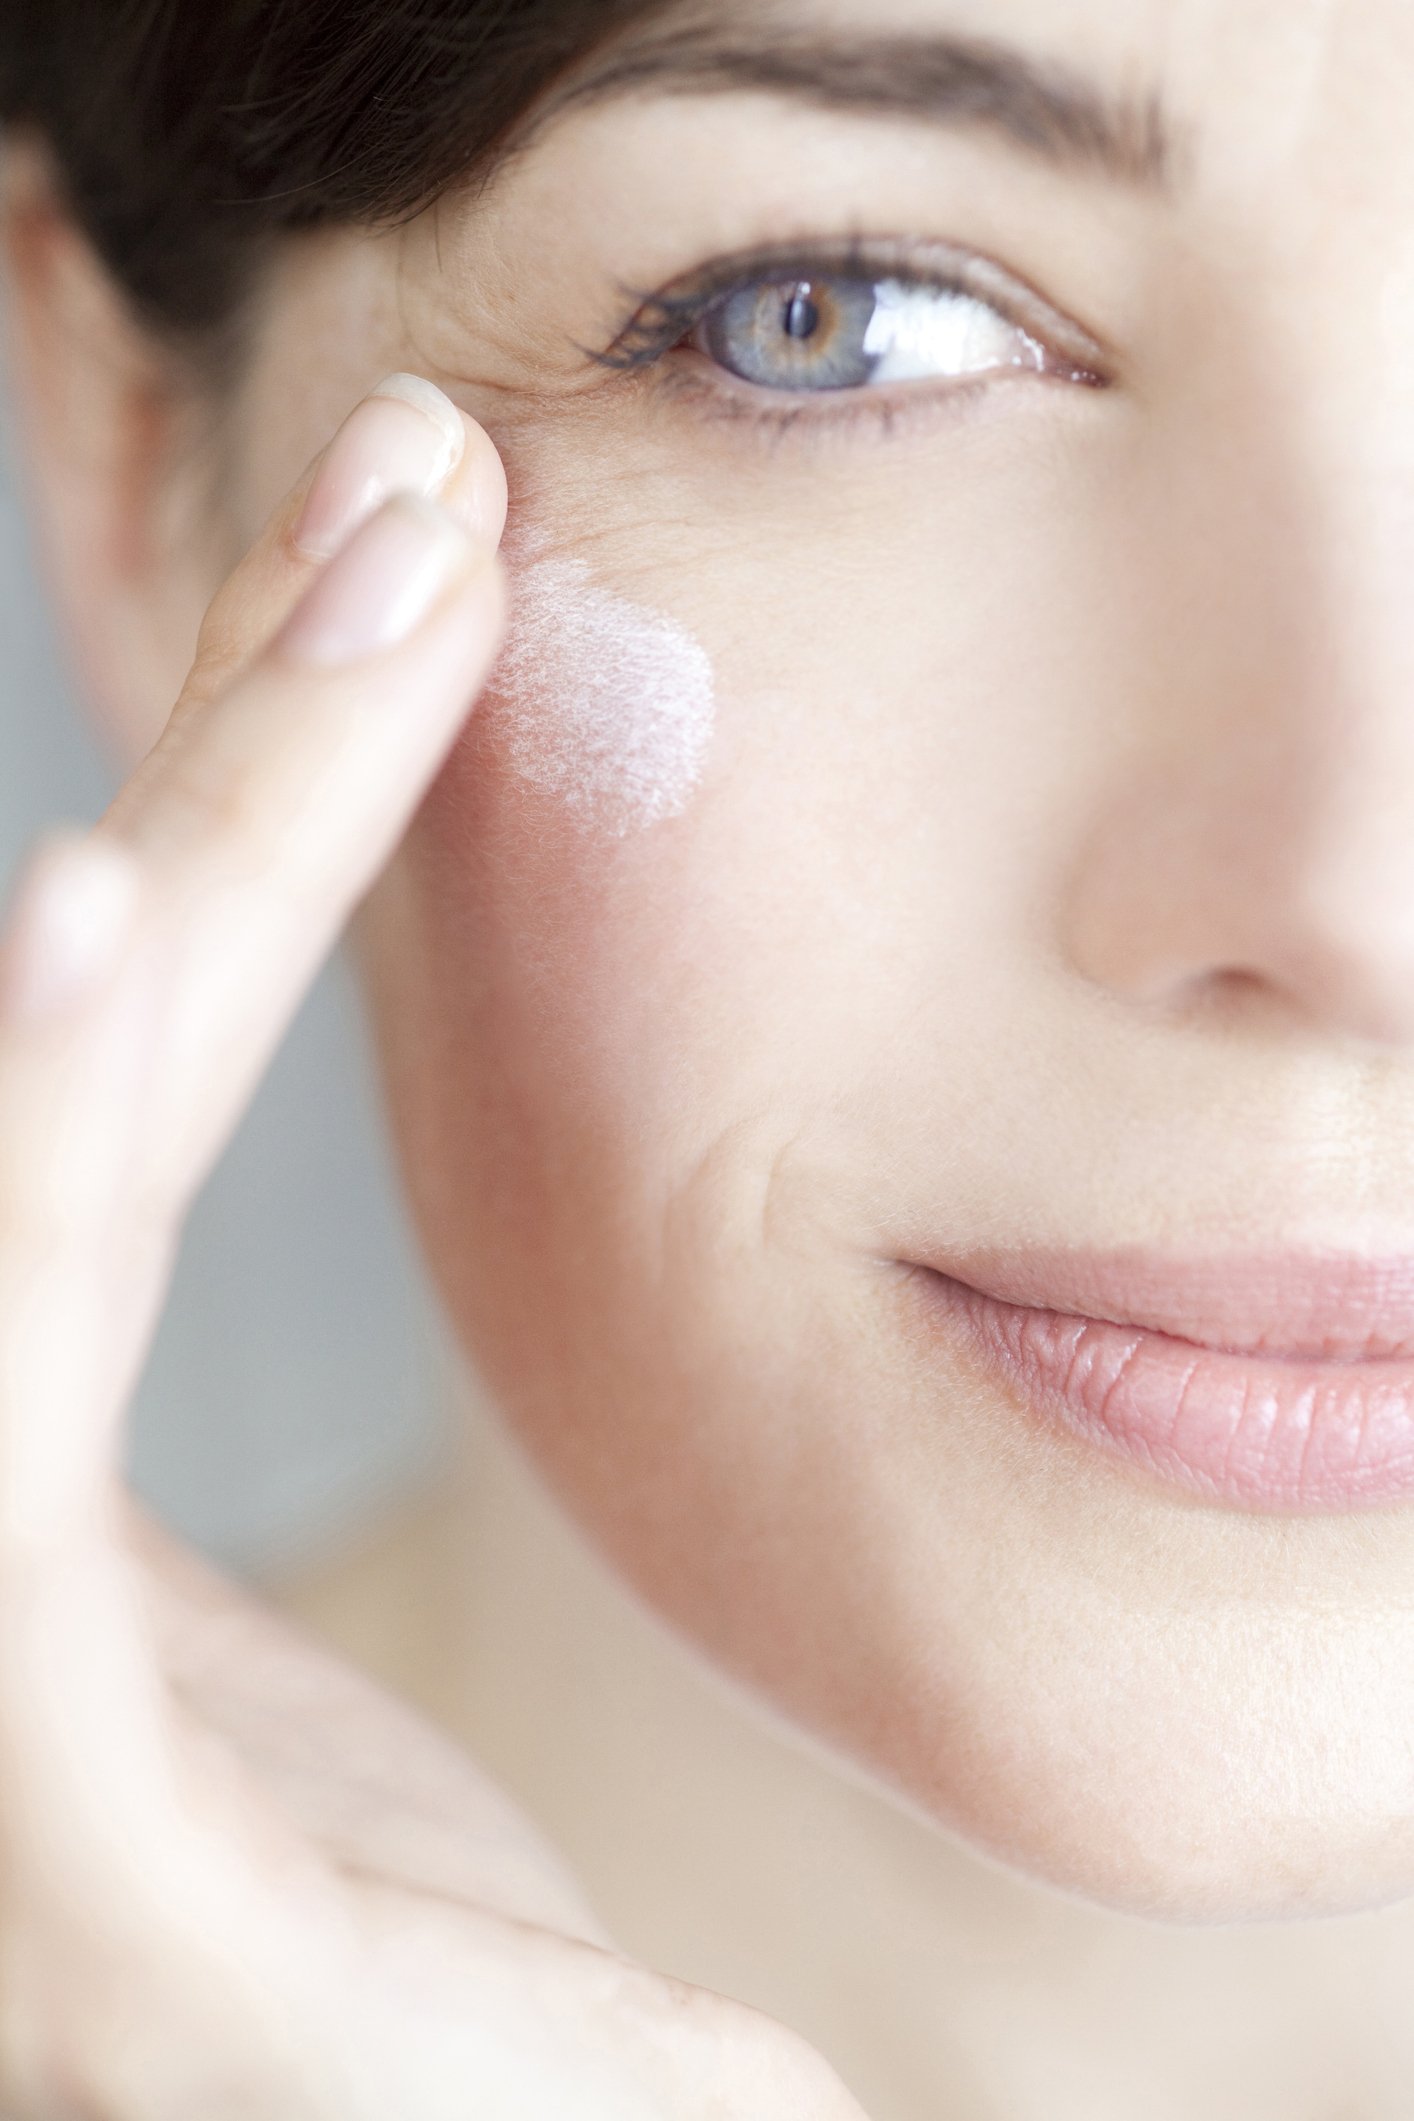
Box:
[1201,959,1414,1052]
[1147,960,1411,1051]
[1161,964,1297,1035]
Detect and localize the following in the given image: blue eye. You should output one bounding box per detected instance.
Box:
[692,273,1048,394]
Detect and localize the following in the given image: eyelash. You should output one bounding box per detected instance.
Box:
[587,232,1112,439]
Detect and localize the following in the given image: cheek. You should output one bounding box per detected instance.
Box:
[364,515,1414,1928]
[484,538,718,838]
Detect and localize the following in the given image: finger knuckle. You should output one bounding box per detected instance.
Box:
[186,589,256,712]
[146,733,282,861]
[601,1957,850,2106]
[740,2017,854,2109]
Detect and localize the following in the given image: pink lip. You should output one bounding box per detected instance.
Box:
[914,1250,1414,1512]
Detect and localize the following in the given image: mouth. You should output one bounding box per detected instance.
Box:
[910,1249,1414,1513]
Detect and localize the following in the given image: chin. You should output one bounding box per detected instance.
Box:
[894,1745,1414,1927]
[789,1604,1414,1928]
[545,1400,1414,1934]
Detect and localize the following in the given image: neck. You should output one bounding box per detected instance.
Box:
[270,1368,1414,2121]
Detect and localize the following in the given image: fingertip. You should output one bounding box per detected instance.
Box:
[275,493,493,669]
[292,376,467,565]
[368,372,467,481]
[441,411,509,551]
[182,383,508,708]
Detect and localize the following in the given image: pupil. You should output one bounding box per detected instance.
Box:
[783,285,821,340]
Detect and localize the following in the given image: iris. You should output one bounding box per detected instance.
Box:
[695,273,1045,393]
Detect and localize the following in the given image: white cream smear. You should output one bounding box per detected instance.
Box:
[489,554,717,837]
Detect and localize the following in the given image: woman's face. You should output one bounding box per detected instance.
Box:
[71,0,1414,1921]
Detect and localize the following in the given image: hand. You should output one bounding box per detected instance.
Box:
[0,375,868,2119]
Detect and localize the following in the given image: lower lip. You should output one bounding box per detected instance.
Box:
[924,1272,1414,1512]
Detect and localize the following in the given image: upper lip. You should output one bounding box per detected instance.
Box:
[920,1249,1414,1363]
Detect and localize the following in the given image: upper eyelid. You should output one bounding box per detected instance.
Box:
[585,234,1113,376]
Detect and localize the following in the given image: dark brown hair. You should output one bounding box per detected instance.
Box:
[0,0,669,355]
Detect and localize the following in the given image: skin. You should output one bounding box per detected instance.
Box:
[0,394,861,2113]
[7,0,1414,2107]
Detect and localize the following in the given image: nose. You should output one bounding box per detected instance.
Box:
[1061,432,1414,1052]
[1064,771,1414,1049]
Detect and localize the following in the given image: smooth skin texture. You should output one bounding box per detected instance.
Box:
[0,384,863,2116]
[9,0,1414,2110]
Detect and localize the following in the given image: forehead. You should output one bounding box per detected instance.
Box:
[608,0,1412,197]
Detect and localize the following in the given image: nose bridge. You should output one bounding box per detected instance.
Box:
[1290,442,1414,1039]
[1252,227,1414,812]
[1061,303,1414,1050]
[1059,8,1414,1050]
[1277,381,1414,850]
[1292,213,1414,648]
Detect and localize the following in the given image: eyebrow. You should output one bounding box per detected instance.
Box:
[544,22,1178,193]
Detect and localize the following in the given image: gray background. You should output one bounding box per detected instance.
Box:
[0,378,454,1581]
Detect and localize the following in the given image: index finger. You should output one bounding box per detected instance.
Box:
[110,372,506,823]
[101,384,507,1219]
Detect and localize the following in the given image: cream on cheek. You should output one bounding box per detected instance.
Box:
[486,548,717,836]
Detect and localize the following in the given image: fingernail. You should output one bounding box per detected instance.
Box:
[278,494,476,667]
[1,831,142,1023]
[292,374,466,561]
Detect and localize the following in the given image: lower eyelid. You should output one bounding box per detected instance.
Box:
[650,347,1104,442]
